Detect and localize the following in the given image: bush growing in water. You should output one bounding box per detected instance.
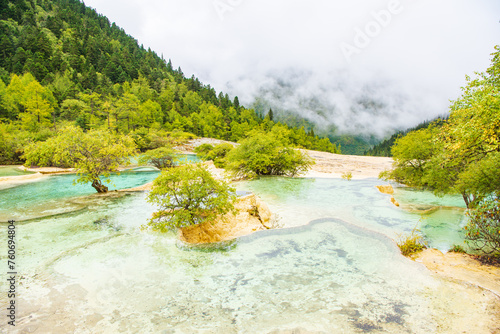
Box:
[342,171,353,181]
[225,132,313,178]
[194,142,234,168]
[396,224,427,256]
[138,146,179,169]
[194,144,214,158]
[22,126,136,193]
[131,128,197,152]
[147,164,236,231]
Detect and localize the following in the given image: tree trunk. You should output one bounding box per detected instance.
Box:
[91,178,109,193]
[462,193,475,209]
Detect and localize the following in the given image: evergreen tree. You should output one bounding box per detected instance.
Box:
[267,108,274,121]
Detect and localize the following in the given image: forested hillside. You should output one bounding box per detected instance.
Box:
[0,0,339,164]
[252,94,381,155]
[364,117,447,157]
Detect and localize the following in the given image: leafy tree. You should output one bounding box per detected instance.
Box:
[193,143,214,158]
[116,91,140,131]
[0,123,26,164]
[267,108,274,121]
[382,46,500,208]
[23,126,136,193]
[138,146,178,169]
[195,142,234,168]
[147,163,236,231]
[453,152,500,205]
[5,73,35,118]
[19,80,55,131]
[226,131,314,178]
[0,79,9,119]
[365,118,446,157]
[182,90,202,114]
[60,99,88,120]
[137,99,162,128]
[379,126,440,188]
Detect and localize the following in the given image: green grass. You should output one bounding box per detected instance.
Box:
[396,223,427,256]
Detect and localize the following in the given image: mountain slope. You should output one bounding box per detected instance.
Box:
[0,0,340,164]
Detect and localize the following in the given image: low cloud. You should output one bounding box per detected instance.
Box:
[84,0,500,137]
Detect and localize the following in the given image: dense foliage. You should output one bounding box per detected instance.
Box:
[147,164,236,231]
[465,197,500,254]
[365,118,446,157]
[23,125,136,192]
[194,142,234,168]
[379,125,440,188]
[225,131,314,178]
[138,146,178,169]
[0,0,340,166]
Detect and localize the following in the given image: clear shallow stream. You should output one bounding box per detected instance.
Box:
[0,173,491,333]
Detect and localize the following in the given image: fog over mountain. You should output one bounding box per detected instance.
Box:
[84,0,500,137]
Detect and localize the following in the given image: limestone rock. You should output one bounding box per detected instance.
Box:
[179,194,273,244]
[390,196,400,207]
[414,248,500,297]
[376,185,400,206]
[376,184,394,195]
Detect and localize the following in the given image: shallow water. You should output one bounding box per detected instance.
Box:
[0,166,35,177]
[0,170,160,221]
[0,175,491,333]
[235,178,467,251]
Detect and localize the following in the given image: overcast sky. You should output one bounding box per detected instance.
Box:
[83,0,500,137]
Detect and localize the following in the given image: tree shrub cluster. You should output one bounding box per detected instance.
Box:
[194,142,234,168]
[147,164,236,231]
[382,46,500,255]
[138,146,178,169]
[225,131,314,179]
[465,196,500,254]
[23,125,136,192]
[194,130,315,179]
[364,118,446,157]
